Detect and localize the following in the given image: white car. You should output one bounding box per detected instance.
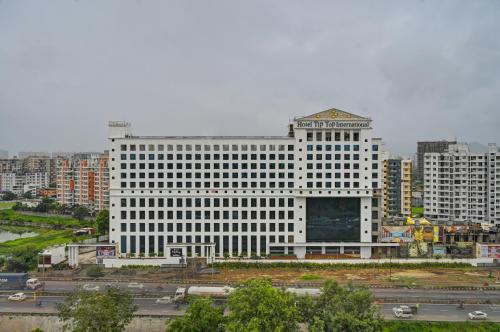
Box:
[82,284,100,291]
[8,293,27,301]
[155,296,173,304]
[468,311,488,320]
[127,282,144,289]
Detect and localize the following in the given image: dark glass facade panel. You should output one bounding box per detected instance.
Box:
[306,197,360,242]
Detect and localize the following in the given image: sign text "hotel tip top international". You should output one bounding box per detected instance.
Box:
[295,120,371,129]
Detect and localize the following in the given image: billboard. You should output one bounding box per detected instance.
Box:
[476,244,500,258]
[96,246,116,258]
[380,226,413,243]
[432,245,447,256]
[448,242,474,258]
[488,246,500,259]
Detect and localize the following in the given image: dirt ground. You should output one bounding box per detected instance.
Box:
[41,261,500,288]
[194,267,500,288]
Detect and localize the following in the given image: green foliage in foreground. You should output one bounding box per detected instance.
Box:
[57,288,137,332]
[0,209,86,227]
[167,297,225,332]
[297,280,384,332]
[227,278,301,332]
[212,261,472,271]
[383,321,500,332]
[167,278,382,332]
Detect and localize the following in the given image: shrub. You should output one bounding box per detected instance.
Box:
[211,261,472,270]
[87,265,104,278]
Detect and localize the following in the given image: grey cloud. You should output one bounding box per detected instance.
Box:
[1,0,499,156]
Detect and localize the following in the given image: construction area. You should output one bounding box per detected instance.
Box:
[36,259,500,289]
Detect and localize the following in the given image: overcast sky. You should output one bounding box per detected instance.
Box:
[1,0,499,157]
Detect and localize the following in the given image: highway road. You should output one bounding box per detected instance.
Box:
[1,295,500,322]
[34,280,500,303]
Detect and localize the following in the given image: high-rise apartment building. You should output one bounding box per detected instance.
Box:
[56,153,109,210]
[416,141,456,182]
[424,143,500,224]
[108,108,393,260]
[382,158,412,218]
[21,155,58,184]
[0,159,22,173]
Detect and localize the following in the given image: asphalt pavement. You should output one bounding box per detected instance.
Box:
[37,280,500,303]
[2,295,500,322]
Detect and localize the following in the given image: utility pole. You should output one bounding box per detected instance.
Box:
[389,253,392,282]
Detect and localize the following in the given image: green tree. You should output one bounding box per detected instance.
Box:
[23,191,33,199]
[72,205,89,221]
[34,197,55,213]
[1,191,16,201]
[5,246,39,272]
[96,209,109,235]
[302,280,384,332]
[57,287,137,332]
[226,278,300,332]
[167,297,225,332]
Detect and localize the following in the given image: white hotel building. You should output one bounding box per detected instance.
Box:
[108,109,392,261]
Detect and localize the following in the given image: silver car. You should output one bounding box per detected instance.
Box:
[82,284,100,291]
[155,296,173,304]
[127,282,144,289]
[468,311,488,320]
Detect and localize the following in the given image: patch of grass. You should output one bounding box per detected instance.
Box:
[383,321,500,332]
[412,206,424,216]
[0,209,90,227]
[0,224,35,234]
[385,275,421,286]
[0,202,15,209]
[299,274,322,281]
[0,225,91,255]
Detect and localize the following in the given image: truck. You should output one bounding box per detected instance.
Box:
[172,286,323,303]
[174,286,234,303]
[0,273,44,290]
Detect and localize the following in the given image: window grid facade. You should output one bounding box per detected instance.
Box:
[109,109,386,259]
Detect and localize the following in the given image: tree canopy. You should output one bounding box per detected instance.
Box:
[72,205,90,221]
[297,280,384,332]
[167,297,225,332]
[1,191,16,201]
[166,278,383,332]
[226,278,300,332]
[96,209,109,235]
[57,287,137,332]
[4,246,39,272]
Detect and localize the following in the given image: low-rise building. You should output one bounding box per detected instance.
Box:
[0,172,49,195]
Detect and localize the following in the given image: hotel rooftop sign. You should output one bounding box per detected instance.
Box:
[295,120,370,129]
[293,108,372,130]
